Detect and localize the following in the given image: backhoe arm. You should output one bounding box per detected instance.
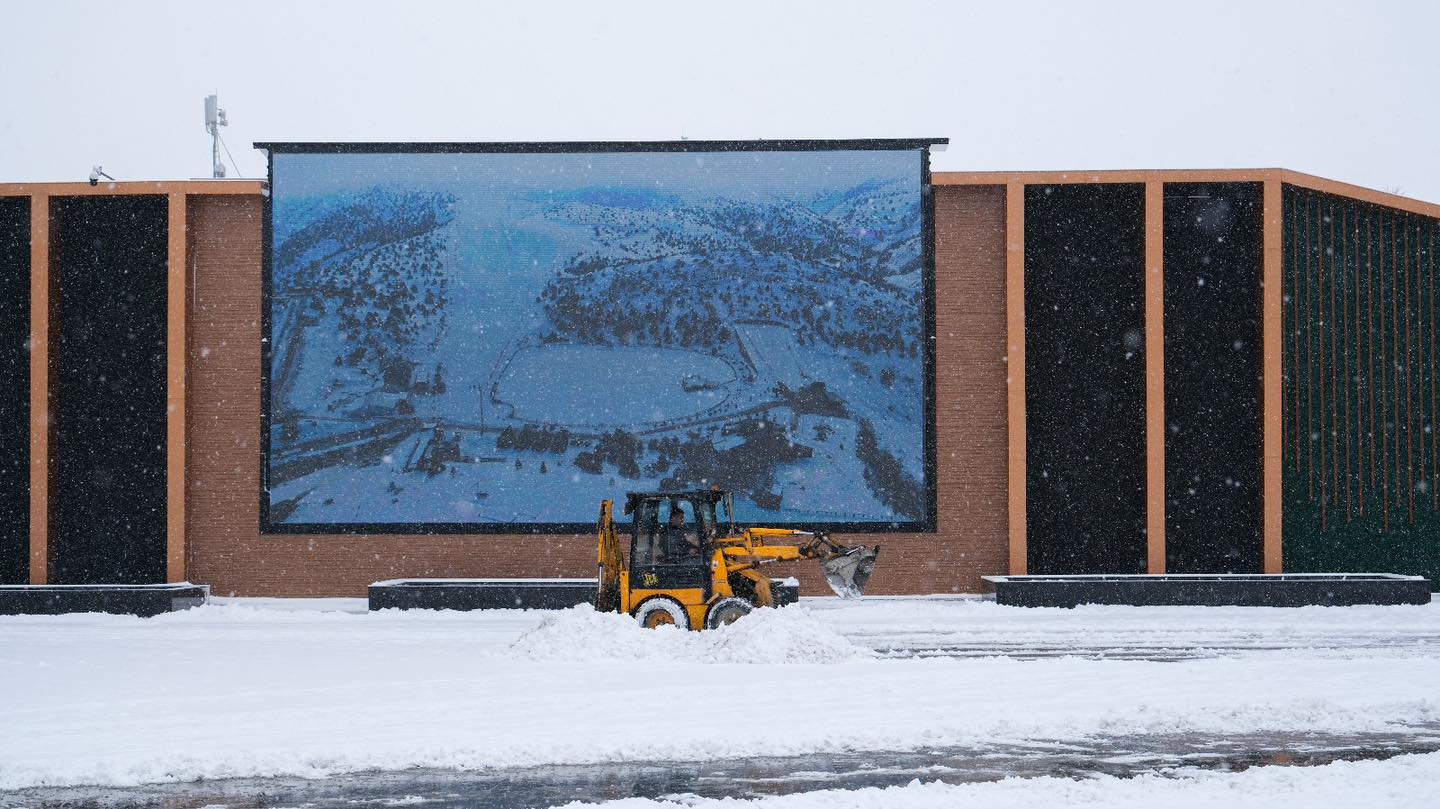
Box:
[595,499,623,612]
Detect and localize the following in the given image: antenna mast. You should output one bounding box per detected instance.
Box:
[204,94,228,178]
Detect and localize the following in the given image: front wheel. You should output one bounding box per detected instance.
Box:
[705,597,754,629]
[635,596,691,630]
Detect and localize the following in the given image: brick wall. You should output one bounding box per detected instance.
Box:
[184,185,1010,597]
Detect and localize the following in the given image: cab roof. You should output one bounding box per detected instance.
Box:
[626,489,727,502]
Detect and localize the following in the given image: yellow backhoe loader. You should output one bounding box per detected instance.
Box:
[595,489,879,629]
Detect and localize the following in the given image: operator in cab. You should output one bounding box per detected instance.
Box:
[659,502,700,562]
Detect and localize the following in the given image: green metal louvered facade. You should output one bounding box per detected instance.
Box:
[1282,184,1440,582]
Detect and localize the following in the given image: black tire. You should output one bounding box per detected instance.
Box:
[705,597,754,629]
[634,596,691,630]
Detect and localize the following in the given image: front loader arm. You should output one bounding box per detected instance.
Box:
[720,528,879,600]
[721,529,842,564]
[716,541,816,576]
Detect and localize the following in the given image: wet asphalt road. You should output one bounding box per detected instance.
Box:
[6,728,1439,809]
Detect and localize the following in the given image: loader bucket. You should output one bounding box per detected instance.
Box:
[821,546,879,599]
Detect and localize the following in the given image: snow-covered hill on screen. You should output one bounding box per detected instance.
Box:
[266,150,929,527]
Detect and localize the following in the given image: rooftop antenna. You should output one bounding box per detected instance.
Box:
[204,94,228,178]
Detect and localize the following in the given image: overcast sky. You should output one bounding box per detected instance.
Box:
[2,1,1436,202]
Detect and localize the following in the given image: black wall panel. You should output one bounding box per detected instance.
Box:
[0,197,29,584]
[51,197,168,584]
[1163,183,1263,572]
[1025,184,1147,574]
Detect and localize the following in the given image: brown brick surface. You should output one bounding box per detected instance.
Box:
[184,186,1009,597]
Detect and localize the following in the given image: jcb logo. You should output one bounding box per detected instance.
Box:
[641,572,659,587]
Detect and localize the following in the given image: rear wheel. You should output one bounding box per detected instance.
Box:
[705,597,754,629]
[635,596,690,630]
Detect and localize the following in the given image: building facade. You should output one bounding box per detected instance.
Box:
[1,168,1436,596]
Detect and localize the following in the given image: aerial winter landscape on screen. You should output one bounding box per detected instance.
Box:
[266,148,929,527]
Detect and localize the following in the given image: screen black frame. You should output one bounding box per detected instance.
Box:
[257,138,944,535]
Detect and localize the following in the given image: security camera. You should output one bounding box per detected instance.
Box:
[89,165,115,187]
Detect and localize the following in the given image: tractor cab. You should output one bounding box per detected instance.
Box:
[623,490,730,594]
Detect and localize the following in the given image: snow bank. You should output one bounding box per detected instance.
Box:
[554,752,1440,808]
[509,604,877,664]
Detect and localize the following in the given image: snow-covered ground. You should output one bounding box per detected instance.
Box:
[1,596,1437,799]
[493,344,735,427]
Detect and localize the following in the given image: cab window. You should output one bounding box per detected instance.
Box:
[658,500,701,562]
[631,499,659,566]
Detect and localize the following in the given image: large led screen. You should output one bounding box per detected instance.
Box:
[261,141,937,532]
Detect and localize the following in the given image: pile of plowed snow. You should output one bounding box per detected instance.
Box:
[509,604,877,664]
